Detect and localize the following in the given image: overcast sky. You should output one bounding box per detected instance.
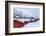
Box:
[13,7,40,18]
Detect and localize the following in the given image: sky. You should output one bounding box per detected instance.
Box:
[13,7,40,28]
[13,7,40,18]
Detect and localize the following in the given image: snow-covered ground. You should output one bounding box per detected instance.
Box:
[23,20,40,28]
